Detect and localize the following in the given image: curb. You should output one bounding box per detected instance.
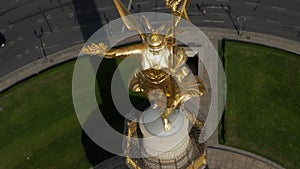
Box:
[0,44,82,93]
[201,28,300,55]
[1,28,300,93]
[0,27,294,168]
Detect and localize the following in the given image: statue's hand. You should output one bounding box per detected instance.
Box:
[163,118,172,131]
[82,43,108,56]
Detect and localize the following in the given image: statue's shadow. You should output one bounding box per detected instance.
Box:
[81,58,149,165]
[81,95,149,166]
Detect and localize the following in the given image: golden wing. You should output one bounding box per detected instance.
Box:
[166,0,191,22]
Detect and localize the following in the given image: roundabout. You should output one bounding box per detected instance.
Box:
[0,1,299,169]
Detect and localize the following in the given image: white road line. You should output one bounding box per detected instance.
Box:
[138,1,150,4]
[282,25,294,29]
[73,40,84,44]
[211,13,227,16]
[97,7,110,11]
[202,19,225,23]
[272,6,287,11]
[9,24,15,29]
[216,0,229,2]
[68,13,74,18]
[16,54,22,59]
[294,26,300,29]
[266,19,280,24]
[44,44,61,50]
[17,36,23,41]
[244,2,257,5]
[53,27,60,32]
[8,41,15,47]
[206,6,223,9]
[72,25,81,29]
[72,25,88,29]
[153,6,169,10]
[47,14,53,19]
[25,49,31,54]
[240,15,253,19]
[188,13,203,16]
[37,18,44,23]
[44,31,51,37]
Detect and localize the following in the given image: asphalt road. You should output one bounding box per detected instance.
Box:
[0,0,299,77]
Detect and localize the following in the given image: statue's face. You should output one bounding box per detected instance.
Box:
[147,34,165,52]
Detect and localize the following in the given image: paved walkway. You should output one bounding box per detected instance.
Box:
[207,145,285,169]
[202,28,300,55]
[0,28,295,169]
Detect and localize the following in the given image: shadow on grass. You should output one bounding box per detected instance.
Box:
[81,96,149,166]
[81,58,149,166]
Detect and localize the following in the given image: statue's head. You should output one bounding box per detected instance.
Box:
[147,33,166,52]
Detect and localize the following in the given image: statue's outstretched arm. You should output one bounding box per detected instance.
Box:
[82,43,147,58]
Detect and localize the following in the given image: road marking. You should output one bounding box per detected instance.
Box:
[53,27,60,32]
[72,25,88,29]
[272,6,287,11]
[17,36,23,41]
[202,19,225,23]
[97,7,110,11]
[73,40,84,44]
[9,24,15,29]
[68,13,74,18]
[25,49,31,54]
[188,13,203,16]
[211,13,227,16]
[240,15,253,19]
[216,0,229,2]
[8,41,15,47]
[293,26,300,29]
[138,1,150,4]
[282,25,294,29]
[44,31,51,37]
[72,25,81,29]
[266,19,280,24]
[47,14,53,19]
[44,44,61,50]
[16,54,22,59]
[244,2,257,5]
[37,18,44,23]
[153,6,168,10]
[206,6,223,9]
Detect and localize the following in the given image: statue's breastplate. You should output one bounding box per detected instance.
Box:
[139,68,170,85]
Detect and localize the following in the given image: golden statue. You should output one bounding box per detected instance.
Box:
[82,0,206,131]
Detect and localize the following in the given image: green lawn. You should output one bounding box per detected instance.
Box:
[1,41,299,169]
[0,58,146,169]
[0,61,93,169]
[223,41,300,169]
